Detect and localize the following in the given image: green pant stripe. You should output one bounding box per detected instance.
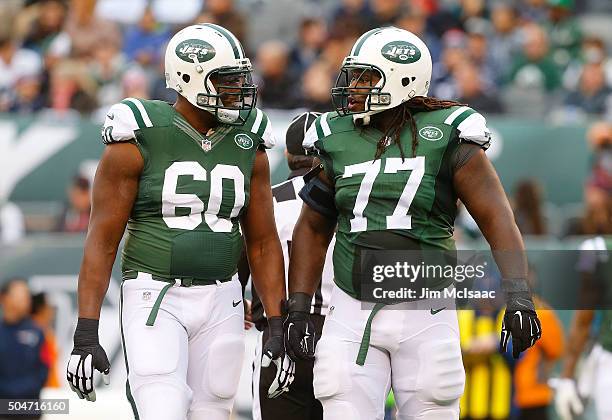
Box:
[121,100,146,130]
[356,303,385,365]
[120,281,140,420]
[145,282,173,326]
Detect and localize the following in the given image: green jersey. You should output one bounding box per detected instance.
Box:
[580,236,612,353]
[101,98,275,281]
[303,106,491,299]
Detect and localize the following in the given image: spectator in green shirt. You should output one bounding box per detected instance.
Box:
[545,0,582,70]
[507,23,562,92]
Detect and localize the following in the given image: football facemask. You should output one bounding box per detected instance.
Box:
[331,64,390,116]
[196,66,257,126]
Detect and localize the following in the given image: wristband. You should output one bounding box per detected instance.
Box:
[501,278,530,293]
[74,318,100,347]
[268,316,283,337]
[502,278,536,312]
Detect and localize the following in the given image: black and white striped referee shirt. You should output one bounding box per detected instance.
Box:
[245,176,335,328]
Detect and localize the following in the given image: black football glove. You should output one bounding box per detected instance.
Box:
[66,318,110,402]
[500,279,542,359]
[261,316,295,398]
[262,317,284,366]
[284,293,316,361]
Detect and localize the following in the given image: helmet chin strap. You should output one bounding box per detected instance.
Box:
[352,78,388,126]
[188,54,240,124]
[352,106,385,126]
[200,104,240,124]
[216,108,240,124]
[353,90,417,126]
[201,76,240,124]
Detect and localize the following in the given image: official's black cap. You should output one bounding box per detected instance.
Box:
[285,112,321,156]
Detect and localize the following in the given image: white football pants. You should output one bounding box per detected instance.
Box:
[313,285,465,420]
[120,273,245,420]
[580,344,612,419]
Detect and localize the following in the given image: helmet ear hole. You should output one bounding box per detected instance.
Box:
[182,74,191,83]
[402,76,417,87]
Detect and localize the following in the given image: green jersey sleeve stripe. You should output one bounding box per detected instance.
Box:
[450,108,477,129]
[123,98,153,127]
[256,113,269,137]
[443,106,470,126]
[314,117,324,140]
[250,108,263,134]
[121,99,146,129]
[320,112,332,137]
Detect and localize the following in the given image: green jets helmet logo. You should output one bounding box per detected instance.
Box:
[176,39,216,63]
[419,126,443,141]
[381,41,421,64]
[234,133,253,149]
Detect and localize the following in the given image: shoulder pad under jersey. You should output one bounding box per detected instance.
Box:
[443,106,491,149]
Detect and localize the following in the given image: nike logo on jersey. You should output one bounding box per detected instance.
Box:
[232,300,242,307]
[106,112,114,120]
[430,307,445,315]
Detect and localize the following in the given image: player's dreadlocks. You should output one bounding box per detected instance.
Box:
[373,96,465,160]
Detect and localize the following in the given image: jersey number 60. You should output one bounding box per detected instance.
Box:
[161,161,245,232]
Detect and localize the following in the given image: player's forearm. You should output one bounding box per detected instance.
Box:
[289,214,334,296]
[561,310,594,378]
[480,213,528,280]
[247,236,285,318]
[77,227,122,319]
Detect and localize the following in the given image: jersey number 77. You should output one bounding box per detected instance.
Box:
[343,156,425,232]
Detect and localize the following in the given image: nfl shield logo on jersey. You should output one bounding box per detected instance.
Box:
[202,139,212,152]
[142,291,152,301]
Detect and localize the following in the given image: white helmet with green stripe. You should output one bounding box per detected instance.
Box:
[165,23,256,125]
[332,26,432,124]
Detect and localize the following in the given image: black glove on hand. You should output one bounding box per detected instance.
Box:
[284,292,316,361]
[261,317,295,398]
[500,279,542,359]
[262,317,284,367]
[66,318,110,401]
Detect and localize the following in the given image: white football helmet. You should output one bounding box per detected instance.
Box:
[165,23,256,125]
[331,26,433,125]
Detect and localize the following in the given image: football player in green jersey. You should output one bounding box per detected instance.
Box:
[284,27,542,419]
[65,24,287,420]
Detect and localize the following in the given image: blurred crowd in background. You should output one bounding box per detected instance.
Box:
[1,0,612,120]
[0,2,611,419]
[0,0,611,242]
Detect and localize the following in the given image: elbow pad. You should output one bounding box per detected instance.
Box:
[299,174,338,220]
